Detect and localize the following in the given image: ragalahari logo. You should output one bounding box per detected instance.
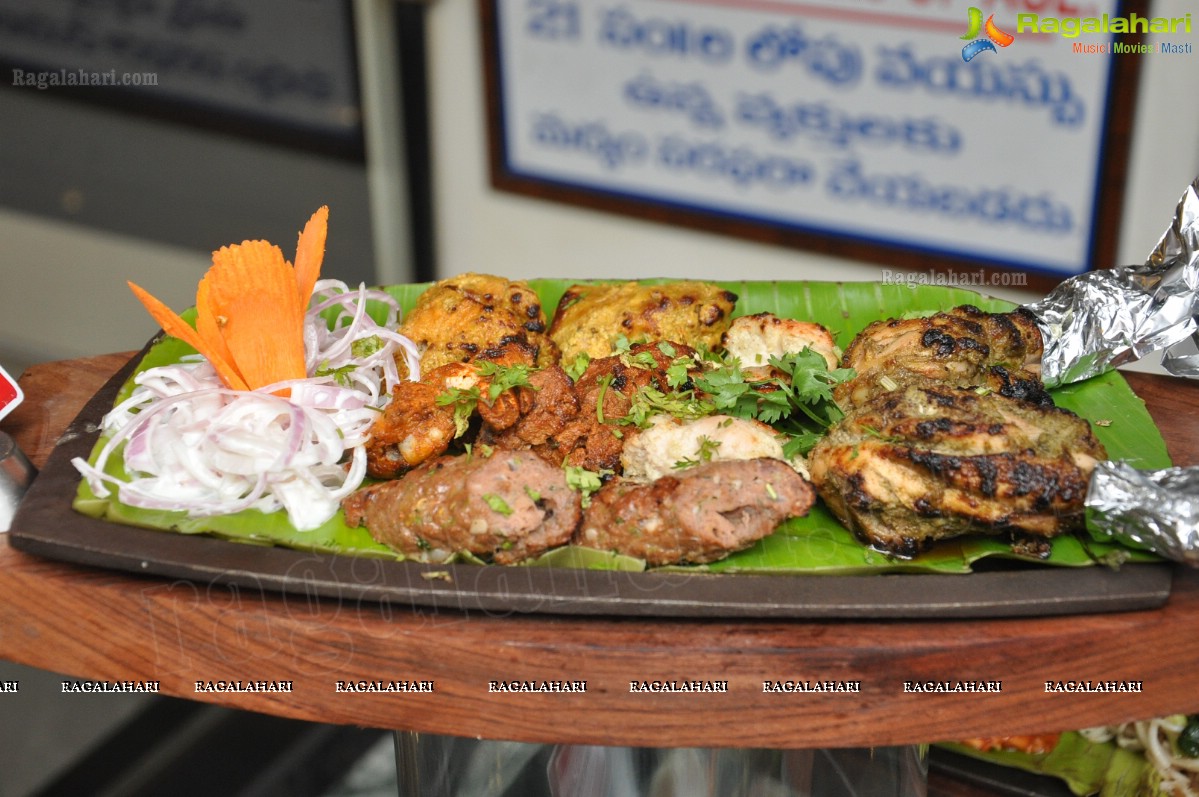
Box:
[960,7,1014,61]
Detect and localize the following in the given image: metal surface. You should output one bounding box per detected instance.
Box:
[0,431,36,533]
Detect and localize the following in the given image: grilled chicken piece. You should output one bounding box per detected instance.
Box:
[574,458,816,565]
[549,281,737,362]
[477,364,579,449]
[573,340,700,423]
[837,305,1046,408]
[808,385,1106,555]
[502,340,702,474]
[399,273,557,374]
[344,452,581,564]
[366,340,546,479]
[721,313,840,371]
[365,362,478,479]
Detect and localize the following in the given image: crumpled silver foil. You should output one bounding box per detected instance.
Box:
[1028,176,1199,388]
[1086,462,1199,566]
[1024,178,1199,564]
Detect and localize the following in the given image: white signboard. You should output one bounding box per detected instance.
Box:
[490,0,1151,278]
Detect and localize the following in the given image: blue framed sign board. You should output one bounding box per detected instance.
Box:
[482,0,1152,286]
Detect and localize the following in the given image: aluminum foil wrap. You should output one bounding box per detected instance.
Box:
[1086,462,1199,566]
[1027,177,1199,388]
[1027,178,1199,565]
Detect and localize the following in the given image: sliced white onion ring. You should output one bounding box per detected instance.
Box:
[73,280,418,531]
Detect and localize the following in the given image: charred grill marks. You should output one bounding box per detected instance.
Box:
[810,305,1105,555]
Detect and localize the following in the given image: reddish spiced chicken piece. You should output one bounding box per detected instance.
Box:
[477,340,704,474]
[363,364,471,479]
[366,341,545,480]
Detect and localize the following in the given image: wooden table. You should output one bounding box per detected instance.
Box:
[1,353,1197,755]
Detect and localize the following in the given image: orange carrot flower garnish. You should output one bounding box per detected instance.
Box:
[128,206,329,392]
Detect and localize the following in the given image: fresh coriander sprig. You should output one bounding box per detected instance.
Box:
[690,348,854,457]
[315,362,358,387]
[475,360,539,402]
[621,386,715,428]
[435,386,481,438]
[673,436,722,469]
[435,361,541,438]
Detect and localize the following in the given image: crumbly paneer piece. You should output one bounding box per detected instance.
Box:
[549,281,737,362]
[400,273,558,373]
[621,414,804,483]
[721,313,840,370]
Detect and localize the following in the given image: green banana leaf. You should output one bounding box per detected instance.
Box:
[939,733,1162,796]
[73,280,1170,574]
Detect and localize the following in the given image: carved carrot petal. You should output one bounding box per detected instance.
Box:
[195,277,242,386]
[128,207,329,393]
[293,205,328,310]
[206,240,307,391]
[127,281,250,391]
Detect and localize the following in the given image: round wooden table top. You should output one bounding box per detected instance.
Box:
[1,353,1197,750]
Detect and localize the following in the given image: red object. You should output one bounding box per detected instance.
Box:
[0,364,22,423]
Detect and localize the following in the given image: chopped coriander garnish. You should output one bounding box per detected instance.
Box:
[861,424,902,443]
[350,335,385,358]
[674,436,722,469]
[434,362,539,439]
[564,352,591,381]
[475,360,538,403]
[463,442,495,460]
[621,386,714,428]
[627,350,660,369]
[664,358,694,388]
[435,386,480,438]
[564,465,610,507]
[595,373,614,424]
[482,493,513,516]
[315,362,357,387]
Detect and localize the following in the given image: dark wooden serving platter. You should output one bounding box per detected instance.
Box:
[9,349,1173,619]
